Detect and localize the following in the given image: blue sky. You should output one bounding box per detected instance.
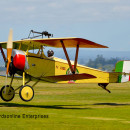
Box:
[0,0,130,51]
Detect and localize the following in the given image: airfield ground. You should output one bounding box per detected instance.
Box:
[0,77,130,130]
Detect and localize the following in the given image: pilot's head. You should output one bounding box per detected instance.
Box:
[47,49,54,57]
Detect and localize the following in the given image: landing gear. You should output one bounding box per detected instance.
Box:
[0,72,37,102]
[98,83,111,93]
[0,85,15,102]
[19,85,34,102]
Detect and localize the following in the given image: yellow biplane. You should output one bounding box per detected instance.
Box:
[0,29,129,102]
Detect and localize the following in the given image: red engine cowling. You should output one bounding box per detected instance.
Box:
[12,49,29,71]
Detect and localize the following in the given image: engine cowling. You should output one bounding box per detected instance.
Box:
[9,49,29,74]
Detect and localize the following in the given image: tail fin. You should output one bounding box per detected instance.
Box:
[115,61,130,83]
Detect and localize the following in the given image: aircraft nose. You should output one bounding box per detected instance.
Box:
[11,49,29,71]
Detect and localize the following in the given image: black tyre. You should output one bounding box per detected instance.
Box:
[0,85,15,102]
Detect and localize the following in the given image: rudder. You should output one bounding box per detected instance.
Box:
[115,61,130,83]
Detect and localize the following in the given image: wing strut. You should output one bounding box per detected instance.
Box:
[60,40,74,73]
[0,45,6,62]
[60,40,80,74]
[74,44,79,73]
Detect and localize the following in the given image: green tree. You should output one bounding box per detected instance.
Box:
[86,55,121,72]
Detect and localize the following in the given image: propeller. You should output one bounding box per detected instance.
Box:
[6,29,13,76]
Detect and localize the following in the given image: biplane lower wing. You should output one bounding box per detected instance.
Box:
[41,73,96,83]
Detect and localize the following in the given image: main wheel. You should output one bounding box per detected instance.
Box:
[0,85,15,102]
[19,85,34,102]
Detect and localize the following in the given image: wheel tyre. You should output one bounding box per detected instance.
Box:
[19,85,34,102]
[0,85,15,102]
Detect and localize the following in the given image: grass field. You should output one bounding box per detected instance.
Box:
[0,77,130,130]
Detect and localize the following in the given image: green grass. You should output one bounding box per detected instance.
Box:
[0,77,130,130]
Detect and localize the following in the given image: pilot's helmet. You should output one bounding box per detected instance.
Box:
[47,49,54,57]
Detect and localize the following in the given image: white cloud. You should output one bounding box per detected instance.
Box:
[113,5,130,12]
[4,7,18,12]
[0,0,130,25]
[26,6,36,11]
[75,0,120,3]
[48,2,62,8]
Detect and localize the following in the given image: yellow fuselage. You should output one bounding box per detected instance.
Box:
[25,53,118,83]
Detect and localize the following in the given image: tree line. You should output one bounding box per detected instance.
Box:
[86,55,121,72]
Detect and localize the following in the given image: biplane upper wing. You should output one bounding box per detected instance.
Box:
[41,73,96,83]
[0,37,108,50]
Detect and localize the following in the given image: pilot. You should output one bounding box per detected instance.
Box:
[47,49,54,57]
